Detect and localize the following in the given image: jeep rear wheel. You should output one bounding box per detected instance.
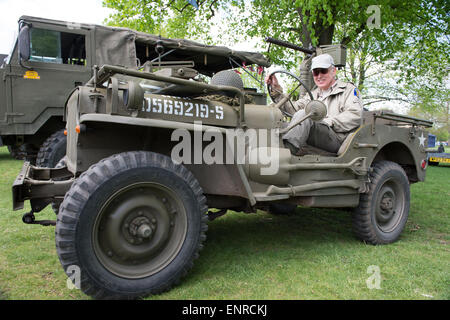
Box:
[36,129,67,168]
[352,161,410,245]
[56,151,208,299]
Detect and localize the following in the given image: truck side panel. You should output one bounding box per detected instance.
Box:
[0,66,7,144]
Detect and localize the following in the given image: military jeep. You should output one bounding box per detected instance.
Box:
[12,38,432,299]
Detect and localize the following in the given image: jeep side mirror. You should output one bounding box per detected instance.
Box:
[18,25,31,62]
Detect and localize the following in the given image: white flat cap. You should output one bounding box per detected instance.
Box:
[311,54,335,70]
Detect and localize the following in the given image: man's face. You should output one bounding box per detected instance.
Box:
[312,66,336,90]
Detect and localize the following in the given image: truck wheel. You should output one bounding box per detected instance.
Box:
[7,145,29,160]
[352,161,410,245]
[56,151,208,299]
[36,129,67,168]
[7,145,21,159]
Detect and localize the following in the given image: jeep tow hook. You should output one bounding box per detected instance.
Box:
[22,211,56,226]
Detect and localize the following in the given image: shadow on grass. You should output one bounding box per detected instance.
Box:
[0,288,9,300]
[0,153,16,160]
[209,207,355,244]
[185,206,358,279]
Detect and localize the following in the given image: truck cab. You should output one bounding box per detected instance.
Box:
[0,16,92,162]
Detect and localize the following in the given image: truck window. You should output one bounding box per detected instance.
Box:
[30,28,86,65]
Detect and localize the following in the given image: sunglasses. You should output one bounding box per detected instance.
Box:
[312,68,330,76]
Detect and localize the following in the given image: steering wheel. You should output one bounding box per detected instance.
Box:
[267,70,314,118]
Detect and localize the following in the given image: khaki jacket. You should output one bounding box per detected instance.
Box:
[274,80,363,142]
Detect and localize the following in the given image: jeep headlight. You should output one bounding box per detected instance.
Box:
[123,81,144,110]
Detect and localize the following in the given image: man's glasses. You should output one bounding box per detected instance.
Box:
[312,68,330,76]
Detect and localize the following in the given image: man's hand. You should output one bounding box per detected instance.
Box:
[265,74,282,95]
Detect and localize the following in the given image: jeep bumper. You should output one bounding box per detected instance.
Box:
[12,161,74,212]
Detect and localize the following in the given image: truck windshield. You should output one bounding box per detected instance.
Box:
[0,54,7,68]
[30,28,86,65]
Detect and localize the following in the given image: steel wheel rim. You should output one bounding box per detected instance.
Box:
[92,182,187,279]
[375,178,405,233]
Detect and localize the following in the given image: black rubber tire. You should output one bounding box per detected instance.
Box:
[36,129,67,168]
[7,145,24,160]
[268,203,297,215]
[352,161,410,245]
[56,151,208,299]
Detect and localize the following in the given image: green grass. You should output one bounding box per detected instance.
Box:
[0,146,448,300]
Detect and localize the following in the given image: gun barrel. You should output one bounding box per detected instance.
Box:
[265,37,315,55]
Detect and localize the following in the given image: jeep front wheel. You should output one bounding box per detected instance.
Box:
[56,151,208,299]
[352,161,410,245]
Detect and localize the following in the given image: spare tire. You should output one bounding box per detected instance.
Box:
[210,70,244,97]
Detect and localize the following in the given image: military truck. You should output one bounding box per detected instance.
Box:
[12,37,432,299]
[1,16,270,167]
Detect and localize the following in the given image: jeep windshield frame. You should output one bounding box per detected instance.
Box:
[134,34,271,76]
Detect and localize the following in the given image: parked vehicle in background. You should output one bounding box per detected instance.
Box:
[426,134,449,166]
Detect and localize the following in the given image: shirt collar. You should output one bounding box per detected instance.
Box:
[317,80,338,99]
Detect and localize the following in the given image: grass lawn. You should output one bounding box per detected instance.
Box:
[0,146,448,300]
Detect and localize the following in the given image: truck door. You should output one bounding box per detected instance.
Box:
[9,23,91,130]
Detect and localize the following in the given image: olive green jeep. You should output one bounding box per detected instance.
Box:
[12,37,432,299]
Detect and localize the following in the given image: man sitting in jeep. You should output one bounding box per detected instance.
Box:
[265,54,363,155]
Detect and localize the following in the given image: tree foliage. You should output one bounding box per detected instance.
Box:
[103,0,449,125]
[103,0,448,77]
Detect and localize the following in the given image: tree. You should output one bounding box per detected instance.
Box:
[103,0,449,118]
[406,76,450,141]
[103,1,448,77]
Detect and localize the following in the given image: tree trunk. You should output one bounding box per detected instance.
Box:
[297,8,312,48]
[358,52,367,90]
[317,24,334,45]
